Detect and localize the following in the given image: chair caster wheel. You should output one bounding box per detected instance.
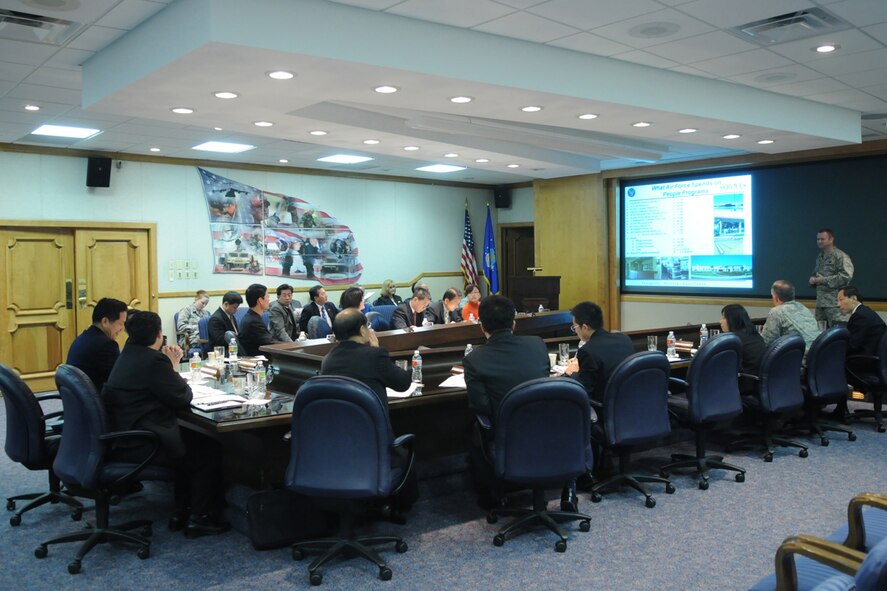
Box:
[820,437,829,447]
[68,560,82,574]
[763,453,773,463]
[698,480,709,490]
[34,545,48,559]
[486,513,498,524]
[141,525,153,538]
[735,472,746,483]
[71,508,83,521]
[379,566,392,581]
[659,470,669,478]
[579,520,591,532]
[109,495,121,506]
[309,572,322,586]
[799,449,809,458]
[848,433,857,442]
[665,483,676,494]
[10,514,21,526]
[554,540,567,553]
[645,497,656,508]
[590,492,602,503]
[137,545,150,559]
[877,425,885,433]
[396,540,408,553]
[6,500,14,511]
[493,534,505,547]
[292,548,305,561]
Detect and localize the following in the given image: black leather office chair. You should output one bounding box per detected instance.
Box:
[590,351,675,508]
[727,334,809,462]
[846,331,887,433]
[285,376,414,586]
[34,365,174,574]
[803,327,856,446]
[480,377,593,552]
[660,333,747,490]
[1,364,83,526]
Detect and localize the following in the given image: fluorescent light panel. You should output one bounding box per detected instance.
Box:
[32,124,101,139]
[192,141,255,153]
[317,154,373,164]
[416,164,466,173]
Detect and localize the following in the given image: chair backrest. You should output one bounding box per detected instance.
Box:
[53,364,110,490]
[806,327,850,401]
[855,535,887,591]
[197,315,211,354]
[371,305,397,326]
[602,351,672,446]
[877,331,887,385]
[365,311,390,332]
[306,315,331,339]
[262,310,270,329]
[758,334,806,413]
[286,376,394,499]
[1,364,49,468]
[233,305,248,326]
[494,377,593,484]
[685,333,743,424]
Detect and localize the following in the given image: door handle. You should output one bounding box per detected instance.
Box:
[77,278,87,309]
[65,279,73,309]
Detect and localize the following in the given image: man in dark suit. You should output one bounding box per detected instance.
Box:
[66,297,128,392]
[102,311,228,538]
[268,283,301,342]
[298,284,339,336]
[839,286,887,357]
[238,283,274,356]
[391,287,431,330]
[424,287,463,325]
[207,291,242,350]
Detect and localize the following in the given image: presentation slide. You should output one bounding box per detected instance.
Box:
[623,173,753,290]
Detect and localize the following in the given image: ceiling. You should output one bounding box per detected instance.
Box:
[0,0,885,186]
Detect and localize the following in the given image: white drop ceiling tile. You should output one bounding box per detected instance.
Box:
[833,66,887,87]
[326,0,403,9]
[6,84,81,105]
[860,83,887,101]
[805,86,881,105]
[805,47,887,75]
[0,124,32,142]
[767,29,883,62]
[825,0,887,27]
[768,77,851,96]
[611,49,680,68]
[546,32,634,55]
[862,22,887,43]
[0,98,73,116]
[67,25,128,52]
[729,63,825,87]
[491,0,550,8]
[0,39,58,66]
[589,8,715,49]
[673,0,817,28]
[647,30,758,63]
[472,11,580,43]
[65,108,132,123]
[668,64,719,78]
[23,67,82,90]
[0,79,13,95]
[692,48,795,77]
[0,61,36,83]
[44,48,95,70]
[387,0,515,28]
[95,0,167,30]
[71,139,141,151]
[527,0,665,30]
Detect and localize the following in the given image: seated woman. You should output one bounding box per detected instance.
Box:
[461,283,481,322]
[720,303,766,377]
[373,279,402,307]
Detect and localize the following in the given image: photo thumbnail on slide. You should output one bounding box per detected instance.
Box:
[623,174,753,289]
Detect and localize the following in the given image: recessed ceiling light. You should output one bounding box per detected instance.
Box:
[192,141,255,153]
[31,124,101,139]
[213,91,238,99]
[678,128,697,134]
[171,107,194,114]
[475,158,490,163]
[214,127,223,131]
[444,152,459,158]
[815,44,839,53]
[149,147,160,152]
[416,164,466,173]
[309,130,328,136]
[25,104,40,111]
[450,96,472,104]
[507,164,520,168]
[363,139,380,145]
[403,145,420,151]
[722,134,741,139]
[317,154,374,164]
[254,121,273,127]
[632,121,652,127]
[521,105,542,112]
[267,70,294,80]
[578,113,598,120]
[757,139,775,145]
[374,85,399,94]
[278,159,288,163]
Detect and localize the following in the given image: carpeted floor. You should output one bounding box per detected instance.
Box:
[1,398,885,591]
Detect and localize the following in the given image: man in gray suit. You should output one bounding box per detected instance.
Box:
[268,284,302,342]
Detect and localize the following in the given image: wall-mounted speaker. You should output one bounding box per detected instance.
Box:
[494,187,512,209]
[86,157,112,188]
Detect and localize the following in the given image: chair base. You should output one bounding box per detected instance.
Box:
[590,452,675,508]
[807,419,857,446]
[660,453,746,490]
[35,518,153,574]
[726,433,809,462]
[7,489,83,526]
[487,488,591,552]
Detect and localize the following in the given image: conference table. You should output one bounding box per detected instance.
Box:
[178,311,714,488]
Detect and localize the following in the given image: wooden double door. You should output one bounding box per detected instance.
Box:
[0,226,152,392]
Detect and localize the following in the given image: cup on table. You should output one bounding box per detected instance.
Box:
[232,376,245,396]
[818,320,828,332]
[557,343,570,366]
[214,346,226,363]
[647,335,658,352]
[548,353,556,369]
[207,351,217,365]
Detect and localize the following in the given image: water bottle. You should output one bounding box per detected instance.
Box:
[411,350,423,397]
[468,312,476,323]
[298,331,307,342]
[422,317,432,327]
[464,343,473,357]
[256,361,266,397]
[538,304,544,313]
[699,323,709,347]
[189,351,200,381]
[666,330,676,357]
[229,337,238,361]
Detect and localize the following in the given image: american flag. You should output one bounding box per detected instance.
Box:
[461,204,479,286]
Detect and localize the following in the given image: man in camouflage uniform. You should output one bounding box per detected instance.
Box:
[762,280,820,352]
[809,228,853,326]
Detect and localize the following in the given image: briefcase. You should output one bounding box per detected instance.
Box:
[227,485,330,550]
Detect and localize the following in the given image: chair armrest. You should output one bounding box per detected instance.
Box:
[589,399,602,410]
[845,492,887,550]
[42,410,64,422]
[476,415,493,431]
[35,393,62,403]
[668,377,689,388]
[775,535,865,591]
[98,429,162,488]
[739,372,761,382]
[392,434,415,449]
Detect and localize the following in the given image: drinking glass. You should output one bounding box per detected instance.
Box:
[557,343,570,366]
[709,329,720,338]
[818,320,828,332]
[232,377,245,396]
[395,359,409,371]
[214,346,226,362]
[548,353,557,368]
[647,335,658,351]
[245,372,257,398]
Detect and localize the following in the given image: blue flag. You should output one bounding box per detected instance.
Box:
[482,204,499,294]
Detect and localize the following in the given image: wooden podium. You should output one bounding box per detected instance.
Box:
[508,275,560,312]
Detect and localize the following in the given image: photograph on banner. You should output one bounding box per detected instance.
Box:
[201,168,264,224]
[211,223,264,274]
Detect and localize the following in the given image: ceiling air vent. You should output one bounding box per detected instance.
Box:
[0,9,80,45]
[728,7,851,46]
